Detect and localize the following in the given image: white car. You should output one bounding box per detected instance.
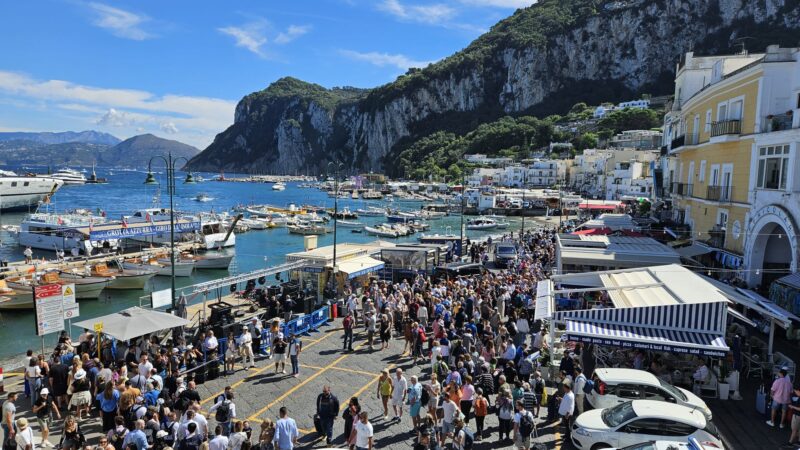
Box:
[612,437,723,449]
[571,400,723,450]
[587,368,712,420]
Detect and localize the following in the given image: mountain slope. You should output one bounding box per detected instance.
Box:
[0,130,120,145]
[100,134,200,168]
[186,0,800,175]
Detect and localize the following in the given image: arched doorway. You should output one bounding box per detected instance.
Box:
[746,206,799,289]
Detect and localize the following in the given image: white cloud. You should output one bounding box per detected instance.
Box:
[0,70,235,148]
[218,23,268,57]
[96,108,137,127]
[378,0,456,24]
[160,122,179,134]
[459,0,535,8]
[274,25,311,44]
[87,2,153,40]
[340,50,434,71]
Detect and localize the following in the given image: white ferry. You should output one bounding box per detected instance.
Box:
[51,168,87,185]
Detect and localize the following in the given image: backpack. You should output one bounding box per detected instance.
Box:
[215,400,231,422]
[125,405,145,430]
[519,411,534,438]
[418,328,427,343]
[110,429,126,450]
[462,426,474,450]
[582,378,594,395]
[436,361,449,379]
[180,434,203,450]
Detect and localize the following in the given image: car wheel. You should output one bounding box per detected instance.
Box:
[591,444,612,450]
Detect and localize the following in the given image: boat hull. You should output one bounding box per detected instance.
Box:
[194,254,234,269]
[155,260,195,277]
[0,295,33,310]
[106,272,157,290]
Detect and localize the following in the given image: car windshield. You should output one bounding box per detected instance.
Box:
[704,419,720,438]
[498,246,515,253]
[601,401,637,427]
[658,378,688,401]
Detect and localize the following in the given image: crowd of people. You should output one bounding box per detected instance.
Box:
[3,227,589,450]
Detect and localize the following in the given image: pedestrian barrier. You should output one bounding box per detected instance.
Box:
[310,306,329,331]
[292,314,311,336]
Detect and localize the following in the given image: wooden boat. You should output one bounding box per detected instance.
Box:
[123,255,194,277]
[7,271,110,300]
[93,262,157,290]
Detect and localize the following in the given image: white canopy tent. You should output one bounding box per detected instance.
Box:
[74,307,189,341]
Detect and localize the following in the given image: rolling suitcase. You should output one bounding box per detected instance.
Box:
[756,385,767,415]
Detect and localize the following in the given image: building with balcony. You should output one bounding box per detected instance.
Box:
[664,46,800,289]
[609,129,663,150]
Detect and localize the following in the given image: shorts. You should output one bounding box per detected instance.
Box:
[793,414,800,432]
[391,397,404,407]
[515,434,531,448]
[273,353,287,362]
[410,403,422,417]
[441,420,455,436]
[773,400,788,412]
[36,416,50,430]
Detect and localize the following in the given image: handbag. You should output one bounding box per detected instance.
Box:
[3,437,16,450]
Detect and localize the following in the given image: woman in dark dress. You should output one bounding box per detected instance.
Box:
[342,396,361,449]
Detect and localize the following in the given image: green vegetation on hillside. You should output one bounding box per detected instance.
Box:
[246,77,367,111]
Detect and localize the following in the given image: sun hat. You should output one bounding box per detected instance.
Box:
[40,388,49,395]
[74,369,86,380]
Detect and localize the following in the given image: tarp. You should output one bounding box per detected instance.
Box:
[74,307,189,341]
[564,319,728,357]
[338,256,385,279]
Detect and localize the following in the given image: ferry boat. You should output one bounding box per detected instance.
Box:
[466,218,498,230]
[16,211,116,253]
[0,173,63,211]
[51,168,87,185]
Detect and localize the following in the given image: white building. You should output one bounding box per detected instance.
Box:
[609,129,663,150]
[593,99,652,118]
[464,154,514,166]
[466,167,503,187]
[570,148,657,198]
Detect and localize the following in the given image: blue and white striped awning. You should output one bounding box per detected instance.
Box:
[564,320,729,357]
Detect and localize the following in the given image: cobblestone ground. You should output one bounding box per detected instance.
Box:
[3,319,566,449]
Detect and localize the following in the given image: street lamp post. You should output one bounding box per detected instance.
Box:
[521,170,527,237]
[327,161,345,291]
[460,174,465,259]
[144,153,195,309]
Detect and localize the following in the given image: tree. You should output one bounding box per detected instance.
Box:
[447,164,463,181]
[571,132,598,151]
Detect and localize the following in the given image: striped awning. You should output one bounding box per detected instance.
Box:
[534,280,553,321]
[564,320,729,357]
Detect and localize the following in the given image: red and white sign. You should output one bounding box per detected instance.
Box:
[34,284,65,336]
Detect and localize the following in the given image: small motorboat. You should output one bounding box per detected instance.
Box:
[93,262,157,290]
[7,271,110,300]
[194,193,214,202]
[329,207,358,219]
[288,223,328,235]
[123,255,194,277]
[466,218,498,230]
[336,220,364,229]
[351,229,363,234]
[495,221,510,229]
[156,257,196,277]
[364,225,399,238]
[272,182,286,191]
[190,252,234,270]
[356,207,384,217]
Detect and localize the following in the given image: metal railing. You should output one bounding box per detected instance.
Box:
[706,185,732,202]
[711,119,741,137]
[189,259,310,294]
[762,113,796,133]
[671,182,692,197]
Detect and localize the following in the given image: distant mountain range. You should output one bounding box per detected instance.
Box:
[0,130,121,146]
[0,132,200,168]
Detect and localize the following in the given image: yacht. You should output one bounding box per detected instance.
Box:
[466,217,498,230]
[272,182,286,191]
[51,168,87,185]
[16,211,116,253]
[0,173,63,211]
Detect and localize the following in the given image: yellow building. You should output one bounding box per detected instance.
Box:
[664,46,800,289]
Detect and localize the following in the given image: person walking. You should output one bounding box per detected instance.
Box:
[352,412,373,450]
[33,388,60,447]
[460,376,475,425]
[366,311,377,351]
[209,425,229,450]
[96,382,120,433]
[273,407,298,450]
[209,392,236,436]
[227,421,248,450]
[2,392,17,447]
[240,327,255,369]
[342,313,355,352]
[376,370,392,420]
[391,369,408,422]
[513,399,535,450]
[14,419,34,450]
[272,334,287,375]
[769,367,794,428]
[573,367,587,416]
[558,382,575,441]
[287,333,302,378]
[342,397,361,447]
[24,358,42,407]
[316,386,340,446]
[473,388,488,442]
[407,376,423,431]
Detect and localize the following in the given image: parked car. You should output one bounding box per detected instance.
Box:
[612,437,722,450]
[571,400,722,450]
[494,243,518,268]
[432,262,486,280]
[587,368,712,420]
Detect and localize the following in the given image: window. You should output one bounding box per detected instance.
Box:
[705,110,712,132]
[757,144,790,189]
[729,100,743,120]
[622,418,664,435]
[643,386,671,402]
[615,384,643,399]
[23,181,29,187]
[10,181,16,187]
[699,160,707,182]
[718,103,727,121]
[710,165,720,186]
[661,420,697,436]
[717,210,729,228]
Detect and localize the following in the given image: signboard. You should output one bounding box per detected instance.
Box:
[563,333,727,358]
[89,221,200,241]
[61,283,78,320]
[34,284,65,336]
[151,288,173,309]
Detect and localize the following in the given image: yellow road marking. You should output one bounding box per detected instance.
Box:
[299,364,376,377]
[338,363,397,412]
[246,341,367,421]
[200,331,334,406]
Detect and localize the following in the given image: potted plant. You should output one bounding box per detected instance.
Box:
[718,360,731,400]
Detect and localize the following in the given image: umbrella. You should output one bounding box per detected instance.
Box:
[74,307,189,341]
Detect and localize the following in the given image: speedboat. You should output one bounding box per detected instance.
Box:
[272,182,286,191]
[93,261,157,290]
[356,207,385,217]
[336,220,364,229]
[364,225,399,238]
[330,207,358,219]
[466,218,498,230]
[194,193,214,202]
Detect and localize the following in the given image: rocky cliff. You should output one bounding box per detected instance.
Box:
[186,0,800,175]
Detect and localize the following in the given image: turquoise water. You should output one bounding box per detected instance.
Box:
[0,168,518,359]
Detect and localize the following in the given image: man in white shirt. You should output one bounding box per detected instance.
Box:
[240,328,255,368]
[573,367,587,415]
[441,397,459,446]
[204,331,219,356]
[208,425,228,450]
[190,404,209,439]
[352,412,373,450]
[137,355,153,379]
[391,369,408,421]
[346,295,359,323]
[558,383,575,441]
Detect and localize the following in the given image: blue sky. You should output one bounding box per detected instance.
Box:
[0,0,533,148]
